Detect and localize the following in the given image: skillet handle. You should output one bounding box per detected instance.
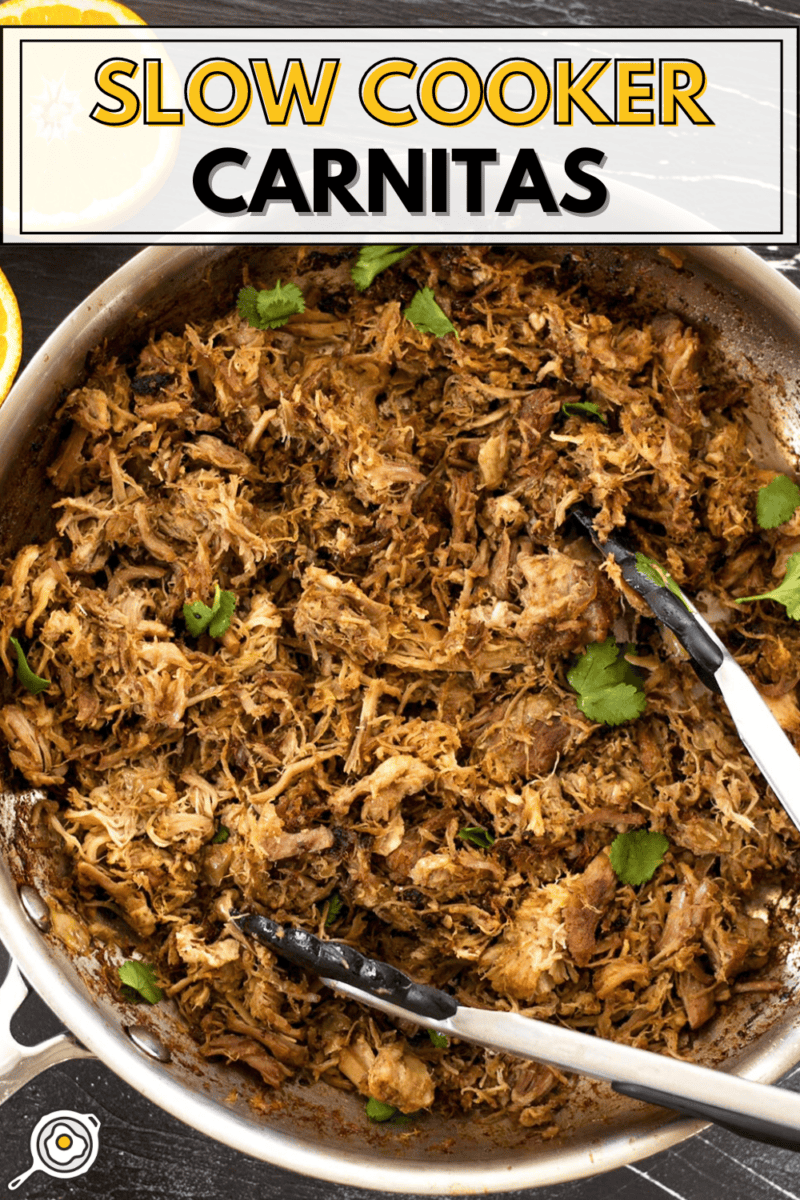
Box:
[612,1081,800,1152]
[0,959,95,1106]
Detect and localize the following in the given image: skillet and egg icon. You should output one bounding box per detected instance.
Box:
[43,1121,89,1166]
[8,1110,100,1189]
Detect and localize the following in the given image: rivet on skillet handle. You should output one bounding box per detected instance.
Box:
[125,1025,172,1063]
[18,885,51,932]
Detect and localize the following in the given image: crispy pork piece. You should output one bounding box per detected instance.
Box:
[174,924,241,969]
[563,851,617,968]
[367,1044,435,1113]
[294,567,392,663]
[514,549,618,652]
[676,966,717,1030]
[471,690,585,782]
[481,883,572,1001]
[201,1033,290,1088]
[0,705,66,786]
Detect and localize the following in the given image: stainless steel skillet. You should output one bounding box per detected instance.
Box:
[3,244,800,1194]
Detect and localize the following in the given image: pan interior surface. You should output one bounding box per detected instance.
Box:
[2,244,800,1194]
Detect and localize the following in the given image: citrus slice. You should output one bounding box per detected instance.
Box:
[0,1,145,24]
[1,0,181,235]
[0,269,23,408]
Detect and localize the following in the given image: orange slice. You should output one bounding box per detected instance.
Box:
[0,0,145,23]
[0,269,23,408]
[1,0,181,234]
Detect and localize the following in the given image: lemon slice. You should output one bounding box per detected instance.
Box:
[0,269,23,408]
[1,0,180,235]
[0,0,145,24]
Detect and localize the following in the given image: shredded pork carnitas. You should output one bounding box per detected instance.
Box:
[2,245,800,1129]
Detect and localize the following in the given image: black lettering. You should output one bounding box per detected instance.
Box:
[495,148,559,215]
[452,149,497,213]
[192,146,248,215]
[560,147,608,215]
[313,150,365,214]
[368,148,424,214]
[431,148,449,213]
[248,148,311,214]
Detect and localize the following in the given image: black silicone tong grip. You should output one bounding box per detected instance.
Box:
[571,506,723,693]
[613,1081,800,1152]
[235,913,458,1021]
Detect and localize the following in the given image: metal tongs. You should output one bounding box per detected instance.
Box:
[235,913,800,1151]
[232,514,800,1151]
[571,504,800,834]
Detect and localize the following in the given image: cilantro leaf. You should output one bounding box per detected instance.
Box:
[208,589,237,639]
[609,830,669,886]
[735,551,800,619]
[8,637,50,695]
[366,1097,399,1122]
[428,1030,449,1048]
[183,599,214,637]
[458,825,495,849]
[325,892,344,926]
[757,474,800,530]
[183,585,237,639]
[561,401,607,425]
[567,637,646,726]
[236,285,261,327]
[634,552,690,611]
[118,960,164,1004]
[237,281,305,330]
[403,288,459,339]
[211,824,230,844]
[351,245,417,291]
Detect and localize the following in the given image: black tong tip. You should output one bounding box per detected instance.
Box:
[234,913,457,1022]
[569,504,723,690]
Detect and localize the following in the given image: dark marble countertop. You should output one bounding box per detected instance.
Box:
[2,1,800,1196]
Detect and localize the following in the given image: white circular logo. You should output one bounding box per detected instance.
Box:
[7,1110,100,1191]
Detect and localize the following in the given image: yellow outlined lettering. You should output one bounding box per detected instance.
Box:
[660,60,714,125]
[616,59,654,125]
[185,59,252,127]
[359,58,417,126]
[89,58,140,126]
[484,59,552,125]
[144,59,183,126]
[417,58,483,127]
[251,59,340,125]
[554,59,613,126]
